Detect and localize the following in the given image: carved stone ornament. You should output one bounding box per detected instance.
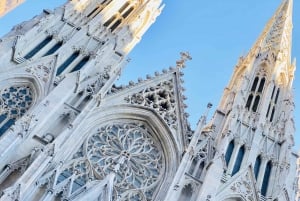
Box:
[26,64,53,83]
[0,85,34,135]
[124,79,178,129]
[230,172,255,201]
[41,122,165,201]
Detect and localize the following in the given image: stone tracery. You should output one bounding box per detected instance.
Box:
[124,79,178,129]
[0,85,33,136]
[41,121,165,200]
[87,122,164,199]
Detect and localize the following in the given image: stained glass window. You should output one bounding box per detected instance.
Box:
[254,155,261,179]
[261,161,272,196]
[232,146,245,176]
[225,140,234,166]
[0,85,33,136]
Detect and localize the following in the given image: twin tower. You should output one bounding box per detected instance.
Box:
[0,0,298,200]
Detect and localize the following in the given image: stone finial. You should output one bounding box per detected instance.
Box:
[176,52,192,69]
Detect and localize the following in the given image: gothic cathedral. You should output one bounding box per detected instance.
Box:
[0,0,298,201]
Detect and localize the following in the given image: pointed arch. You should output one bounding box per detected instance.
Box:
[225,140,234,167]
[258,77,266,92]
[24,35,53,59]
[38,105,181,201]
[70,56,90,72]
[232,145,245,176]
[261,161,272,196]
[252,95,260,112]
[0,72,48,136]
[56,51,80,75]
[43,41,63,56]
[251,77,259,91]
[254,155,261,179]
[245,94,253,109]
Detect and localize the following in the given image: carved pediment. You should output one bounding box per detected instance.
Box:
[216,166,259,201]
[103,67,192,149]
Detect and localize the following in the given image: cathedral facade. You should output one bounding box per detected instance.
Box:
[0,0,298,201]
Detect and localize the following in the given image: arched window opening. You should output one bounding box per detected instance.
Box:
[261,161,272,196]
[24,35,53,59]
[225,141,234,166]
[122,6,134,19]
[266,87,280,122]
[71,56,90,73]
[270,107,275,122]
[101,0,112,5]
[0,86,33,136]
[245,94,253,110]
[252,95,260,112]
[110,19,122,32]
[56,51,80,76]
[274,88,280,104]
[43,41,63,56]
[41,121,166,200]
[104,15,116,27]
[87,7,99,18]
[266,103,271,118]
[119,2,130,13]
[254,155,261,179]
[251,77,259,92]
[271,86,276,99]
[231,146,245,176]
[258,78,265,93]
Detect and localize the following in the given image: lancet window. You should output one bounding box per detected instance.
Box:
[56,51,80,75]
[254,155,261,179]
[103,1,135,32]
[0,85,33,136]
[225,140,234,166]
[43,40,63,56]
[231,145,245,176]
[70,56,90,72]
[266,86,280,122]
[24,35,53,59]
[245,76,266,112]
[39,122,165,201]
[261,161,272,196]
[86,0,113,19]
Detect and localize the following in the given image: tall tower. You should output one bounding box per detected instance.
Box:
[0,0,298,201]
[0,0,25,17]
[164,0,298,200]
[0,0,165,200]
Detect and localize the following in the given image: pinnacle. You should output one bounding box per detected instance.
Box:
[175,52,192,69]
[256,0,293,63]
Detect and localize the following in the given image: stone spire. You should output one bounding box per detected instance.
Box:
[250,0,293,66]
[262,0,292,61]
[222,0,295,111]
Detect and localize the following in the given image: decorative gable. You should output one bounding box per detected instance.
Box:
[124,78,177,129]
[216,166,259,201]
[103,52,192,149]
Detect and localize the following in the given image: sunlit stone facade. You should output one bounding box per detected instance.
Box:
[0,0,25,17]
[0,0,298,201]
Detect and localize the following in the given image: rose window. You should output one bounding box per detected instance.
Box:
[86,122,164,200]
[0,85,33,136]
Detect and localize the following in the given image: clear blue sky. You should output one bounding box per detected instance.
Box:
[1,0,300,149]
